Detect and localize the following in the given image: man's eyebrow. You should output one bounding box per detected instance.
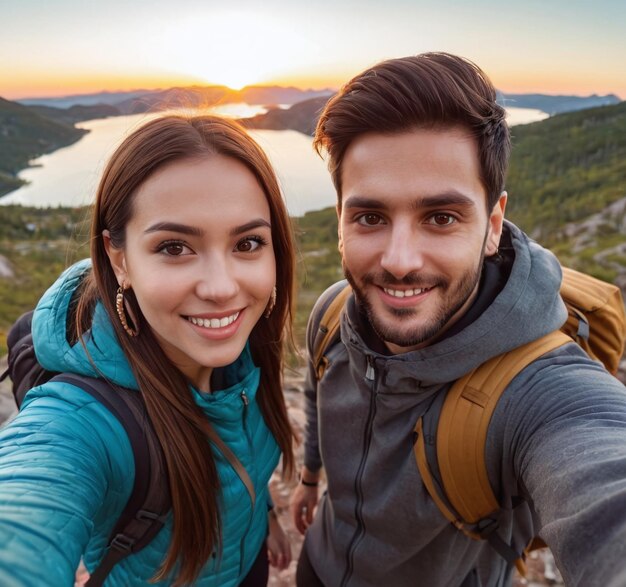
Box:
[343,196,388,210]
[144,222,204,236]
[229,219,272,236]
[412,192,477,210]
[343,192,477,211]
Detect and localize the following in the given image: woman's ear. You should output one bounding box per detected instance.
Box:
[102,229,129,286]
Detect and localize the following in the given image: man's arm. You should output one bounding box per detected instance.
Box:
[291,316,324,534]
[290,283,348,534]
[491,346,626,587]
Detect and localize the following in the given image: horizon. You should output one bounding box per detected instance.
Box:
[8,83,624,104]
[9,83,338,103]
[1,1,625,101]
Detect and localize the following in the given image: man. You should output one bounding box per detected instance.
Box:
[290,53,626,587]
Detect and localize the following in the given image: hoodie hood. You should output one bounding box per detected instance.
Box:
[342,221,568,387]
[32,259,140,388]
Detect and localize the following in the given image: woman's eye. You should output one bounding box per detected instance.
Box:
[428,213,456,226]
[357,213,384,226]
[157,241,190,256]
[235,236,267,253]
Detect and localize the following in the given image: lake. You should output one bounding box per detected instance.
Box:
[0,105,548,216]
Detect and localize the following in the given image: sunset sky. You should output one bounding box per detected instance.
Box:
[1,0,625,100]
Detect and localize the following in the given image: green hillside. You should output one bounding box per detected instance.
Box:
[292,102,626,334]
[505,101,626,238]
[0,97,87,197]
[0,205,91,353]
[0,101,625,353]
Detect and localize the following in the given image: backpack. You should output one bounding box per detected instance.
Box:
[312,267,626,575]
[0,310,255,585]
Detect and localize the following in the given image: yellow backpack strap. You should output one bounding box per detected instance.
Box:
[313,284,352,380]
[414,330,572,572]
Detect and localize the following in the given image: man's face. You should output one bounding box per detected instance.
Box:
[338,126,506,354]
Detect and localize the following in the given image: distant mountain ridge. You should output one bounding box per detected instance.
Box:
[0,97,87,197]
[1,88,623,201]
[239,93,623,136]
[18,85,335,111]
[498,92,621,115]
[19,85,620,117]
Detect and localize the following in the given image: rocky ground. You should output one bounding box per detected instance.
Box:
[0,359,572,586]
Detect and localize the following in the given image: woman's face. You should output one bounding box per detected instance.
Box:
[105,155,276,392]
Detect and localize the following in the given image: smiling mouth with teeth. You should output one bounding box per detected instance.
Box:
[383,287,432,298]
[187,312,240,329]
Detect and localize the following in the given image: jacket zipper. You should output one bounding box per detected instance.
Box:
[238,390,255,576]
[340,355,378,587]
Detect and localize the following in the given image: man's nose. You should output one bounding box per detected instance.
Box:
[380,223,425,279]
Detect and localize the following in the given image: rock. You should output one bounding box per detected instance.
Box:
[0,255,14,278]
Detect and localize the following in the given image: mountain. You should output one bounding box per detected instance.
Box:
[240,92,623,136]
[498,93,621,115]
[0,97,88,197]
[240,96,331,136]
[18,90,157,109]
[113,86,236,114]
[18,86,334,112]
[17,86,619,126]
[28,103,121,125]
[238,86,332,106]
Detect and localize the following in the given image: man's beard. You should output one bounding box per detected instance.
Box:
[343,257,484,349]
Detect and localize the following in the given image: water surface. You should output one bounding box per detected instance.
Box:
[1,106,548,215]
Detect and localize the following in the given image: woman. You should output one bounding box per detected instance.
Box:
[0,115,295,586]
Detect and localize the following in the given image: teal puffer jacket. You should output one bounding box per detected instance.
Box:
[0,260,280,586]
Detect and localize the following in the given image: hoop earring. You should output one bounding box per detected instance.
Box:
[116,285,139,337]
[264,286,277,318]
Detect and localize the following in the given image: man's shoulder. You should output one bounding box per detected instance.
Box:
[308,280,350,325]
[306,280,350,354]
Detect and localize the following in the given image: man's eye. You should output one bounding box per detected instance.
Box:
[357,213,384,226]
[428,214,456,226]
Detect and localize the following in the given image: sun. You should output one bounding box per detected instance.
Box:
[158,11,318,91]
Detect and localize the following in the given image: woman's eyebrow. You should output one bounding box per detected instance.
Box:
[144,219,271,237]
[229,219,271,236]
[144,222,204,236]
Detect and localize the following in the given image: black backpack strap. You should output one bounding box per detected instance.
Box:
[50,374,170,586]
[2,310,57,405]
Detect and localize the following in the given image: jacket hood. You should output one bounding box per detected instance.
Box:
[32,259,140,388]
[342,221,568,387]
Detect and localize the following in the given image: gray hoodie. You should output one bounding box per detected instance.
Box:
[302,222,626,587]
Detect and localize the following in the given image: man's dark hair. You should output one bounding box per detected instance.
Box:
[314,52,511,212]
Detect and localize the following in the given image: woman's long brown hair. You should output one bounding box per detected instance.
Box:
[75,115,295,585]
